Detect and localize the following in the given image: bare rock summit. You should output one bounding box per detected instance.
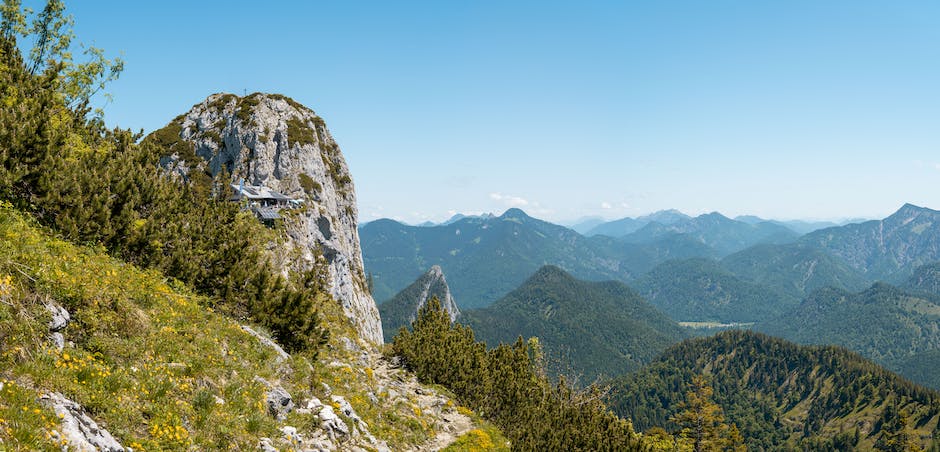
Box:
[379,265,460,342]
[148,92,382,343]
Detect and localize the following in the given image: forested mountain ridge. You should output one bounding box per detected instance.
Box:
[721,243,870,300]
[799,203,940,282]
[608,331,940,450]
[461,265,688,381]
[757,282,940,389]
[905,261,940,297]
[634,257,797,322]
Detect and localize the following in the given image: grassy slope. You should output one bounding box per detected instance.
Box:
[0,204,498,450]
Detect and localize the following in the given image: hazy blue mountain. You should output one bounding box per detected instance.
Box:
[608,331,940,450]
[721,243,870,300]
[585,217,647,237]
[622,212,800,256]
[757,282,940,388]
[775,219,841,234]
[567,216,606,234]
[361,208,679,309]
[461,266,687,381]
[361,208,726,309]
[633,258,797,322]
[584,209,690,237]
[734,215,840,234]
[799,203,940,282]
[379,265,460,343]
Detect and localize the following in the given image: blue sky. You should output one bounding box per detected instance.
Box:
[37,1,940,224]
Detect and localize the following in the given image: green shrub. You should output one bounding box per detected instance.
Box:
[298,173,321,195]
[287,117,317,147]
[392,298,644,451]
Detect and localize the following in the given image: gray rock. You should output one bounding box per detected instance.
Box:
[41,392,125,451]
[258,437,278,452]
[241,325,290,361]
[280,425,302,445]
[45,300,70,332]
[331,395,363,427]
[157,93,383,343]
[50,332,65,351]
[318,404,350,439]
[253,376,293,420]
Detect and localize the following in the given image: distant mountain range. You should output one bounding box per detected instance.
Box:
[360,208,715,308]
[460,266,687,381]
[620,212,799,256]
[584,209,690,237]
[363,204,939,321]
[608,331,940,450]
[799,203,940,282]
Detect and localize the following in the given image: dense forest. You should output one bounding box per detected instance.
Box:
[758,282,940,388]
[608,331,940,450]
[461,265,687,381]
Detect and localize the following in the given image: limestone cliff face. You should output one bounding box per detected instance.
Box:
[151,92,382,343]
[379,265,460,343]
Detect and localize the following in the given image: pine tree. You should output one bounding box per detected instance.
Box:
[671,375,746,452]
[876,402,923,452]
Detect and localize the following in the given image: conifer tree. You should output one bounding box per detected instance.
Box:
[671,375,746,452]
[876,402,923,452]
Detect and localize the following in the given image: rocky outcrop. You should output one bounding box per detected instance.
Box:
[379,265,461,342]
[41,392,125,451]
[253,376,294,420]
[148,93,382,343]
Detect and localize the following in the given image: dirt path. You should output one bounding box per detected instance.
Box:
[369,355,475,451]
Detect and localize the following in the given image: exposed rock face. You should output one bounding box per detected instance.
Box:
[41,392,125,451]
[379,265,460,342]
[149,93,382,343]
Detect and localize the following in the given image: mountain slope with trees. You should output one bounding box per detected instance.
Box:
[608,331,940,450]
[799,203,940,282]
[757,283,940,389]
[633,258,797,322]
[721,243,870,300]
[461,266,687,381]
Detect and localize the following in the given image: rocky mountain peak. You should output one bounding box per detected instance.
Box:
[148,92,383,343]
[379,266,461,343]
[418,266,459,317]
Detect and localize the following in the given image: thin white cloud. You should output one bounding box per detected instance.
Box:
[600,201,613,209]
[934,163,940,171]
[490,192,529,207]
